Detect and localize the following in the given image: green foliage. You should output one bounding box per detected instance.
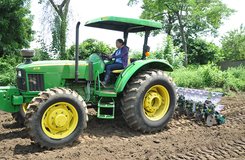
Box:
[148,36,184,68]
[33,49,50,61]
[224,66,245,91]
[128,0,234,65]
[201,64,224,87]
[163,36,174,64]
[129,51,142,60]
[38,0,70,60]
[221,25,245,61]
[133,0,234,37]
[170,66,205,88]
[0,0,33,56]
[66,39,115,60]
[163,36,184,68]
[33,38,51,61]
[51,15,61,54]
[170,64,245,92]
[188,38,221,64]
[0,56,22,86]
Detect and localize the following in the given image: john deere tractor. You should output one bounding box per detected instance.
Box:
[0,16,176,148]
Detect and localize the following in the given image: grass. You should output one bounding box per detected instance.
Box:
[169,64,245,93]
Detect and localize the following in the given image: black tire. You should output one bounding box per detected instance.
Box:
[25,88,88,149]
[12,103,28,126]
[121,69,176,133]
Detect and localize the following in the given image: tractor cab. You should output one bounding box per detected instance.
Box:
[84,16,162,73]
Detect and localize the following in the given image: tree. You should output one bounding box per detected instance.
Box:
[154,36,184,68]
[188,38,220,64]
[39,0,70,59]
[51,15,61,54]
[66,39,115,60]
[0,56,22,85]
[33,37,51,61]
[221,25,245,61]
[0,0,33,57]
[128,0,233,66]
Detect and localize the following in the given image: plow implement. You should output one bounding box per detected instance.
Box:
[176,87,226,126]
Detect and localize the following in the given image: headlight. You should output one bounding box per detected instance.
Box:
[17,70,22,77]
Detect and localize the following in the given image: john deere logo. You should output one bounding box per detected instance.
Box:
[33,67,40,70]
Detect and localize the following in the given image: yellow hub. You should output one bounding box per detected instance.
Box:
[143,85,170,121]
[41,102,78,139]
[55,114,68,127]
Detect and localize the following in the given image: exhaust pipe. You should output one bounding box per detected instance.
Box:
[75,22,80,83]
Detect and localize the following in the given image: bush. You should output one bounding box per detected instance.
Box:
[33,48,50,61]
[187,38,221,64]
[130,51,142,60]
[224,66,245,91]
[221,25,245,61]
[169,66,205,88]
[0,56,21,86]
[201,65,224,88]
[170,64,245,92]
[145,36,184,68]
[66,39,115,60]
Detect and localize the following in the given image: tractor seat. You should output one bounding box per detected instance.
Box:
[112,58,131,74]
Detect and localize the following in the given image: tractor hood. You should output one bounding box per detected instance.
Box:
[16,60,90,80]
[17,60,88,72]
[14,54,105,92]
[17,60,88,69]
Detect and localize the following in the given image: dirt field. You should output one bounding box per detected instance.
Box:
[0,94,244,160]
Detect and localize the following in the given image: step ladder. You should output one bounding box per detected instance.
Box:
[97,98,115,119]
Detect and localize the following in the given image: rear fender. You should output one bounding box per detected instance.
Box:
[114,59,173,93]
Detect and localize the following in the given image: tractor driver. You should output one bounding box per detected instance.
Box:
[101,39,129,86]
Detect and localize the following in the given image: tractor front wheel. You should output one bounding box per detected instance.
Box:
[25,88,88,149]
[121,69,176,133]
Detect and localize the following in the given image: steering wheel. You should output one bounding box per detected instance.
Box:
[99,53,112,61]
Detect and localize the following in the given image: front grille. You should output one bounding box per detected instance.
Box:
[17,69,27,91]
[28,74,44,91]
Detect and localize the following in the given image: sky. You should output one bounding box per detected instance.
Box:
[30,0,245,52]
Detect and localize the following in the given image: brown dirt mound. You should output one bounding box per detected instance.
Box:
[0,94,244,160]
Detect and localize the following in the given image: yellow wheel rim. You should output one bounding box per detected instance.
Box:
[143,85,170,121]
[41,102,79,139]
[22,103,28,113]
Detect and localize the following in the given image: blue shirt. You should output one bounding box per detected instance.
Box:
[115,49,123,64]
[111,46,129,68]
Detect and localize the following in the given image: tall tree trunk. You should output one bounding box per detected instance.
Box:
[166,12,174,36]
[60,16,67,59]
[49,0,70,60]
[176,11,188,67]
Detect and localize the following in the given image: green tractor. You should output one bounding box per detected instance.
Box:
[0,16,176,148]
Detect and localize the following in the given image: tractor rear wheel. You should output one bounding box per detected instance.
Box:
[121,69,176,133]
[12,103,28,126]
[25,88,88,149]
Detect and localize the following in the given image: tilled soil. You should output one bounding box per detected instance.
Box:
[0,94,244,160]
